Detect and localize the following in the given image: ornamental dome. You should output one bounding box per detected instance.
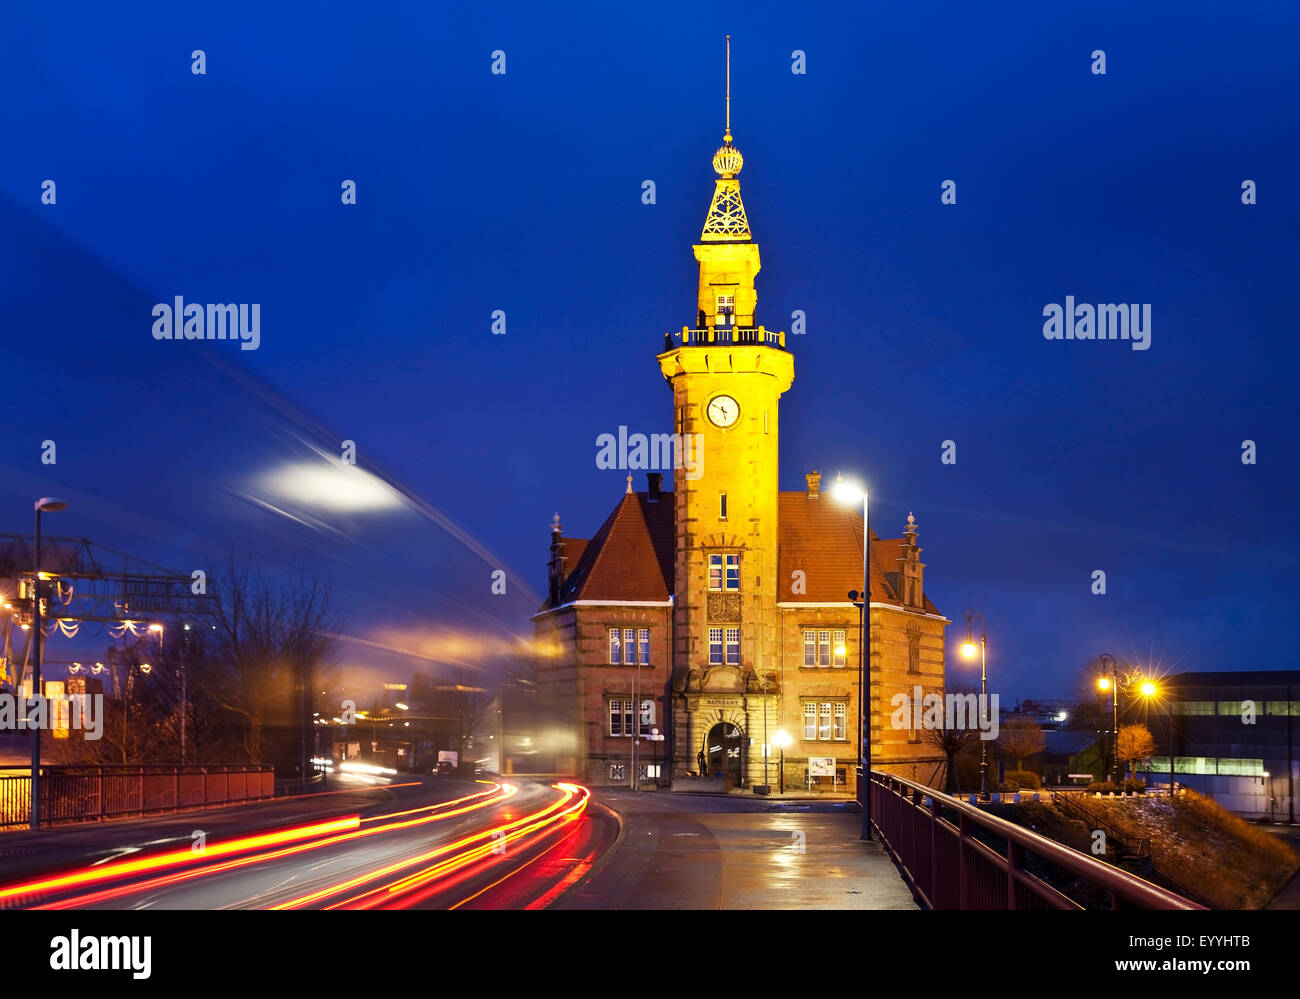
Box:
[712,137,743,178]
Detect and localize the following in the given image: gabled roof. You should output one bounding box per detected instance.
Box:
[777,493,941,614]
[545,492,674,608]
[539,488,941,617]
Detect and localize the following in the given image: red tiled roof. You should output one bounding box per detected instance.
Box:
[550,492,674,606]
[777,492,894,603]
[540,489,941,617]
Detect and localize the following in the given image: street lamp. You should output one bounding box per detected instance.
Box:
[1096,653,1121,784]
[30,496,67,830]
[832,473,871,841]
[960,610,988,798]
[773,729,792,795]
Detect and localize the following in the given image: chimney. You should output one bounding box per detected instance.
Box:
[897,513,925,609]
[805,470,821,498]
[647,472,662,502]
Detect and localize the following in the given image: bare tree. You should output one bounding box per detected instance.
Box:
[198,556,337,769]
[997,717,1046,771]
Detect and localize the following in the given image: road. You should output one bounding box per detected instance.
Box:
[558,790,918,910]
[0,774,612,910]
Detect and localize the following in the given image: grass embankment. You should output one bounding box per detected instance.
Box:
[1086,791,1298,909]
[996,791,1298,909]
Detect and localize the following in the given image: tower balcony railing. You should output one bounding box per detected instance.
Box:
[664,326,785,350]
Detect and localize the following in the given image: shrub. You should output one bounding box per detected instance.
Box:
[1121,778,1147,793]
[1087,781,1121,793]
[1005,770,1042,790]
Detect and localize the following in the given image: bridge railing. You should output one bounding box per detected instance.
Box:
[869,770,1205,910]
[0,764,275,831]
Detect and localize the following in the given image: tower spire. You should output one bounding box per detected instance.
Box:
[702,35,749,241]
[725,34,731,143]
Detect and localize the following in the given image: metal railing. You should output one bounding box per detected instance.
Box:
[664,326,785,349]
[1049,789,1209,905]
[0,764,275,830]
[870,771,1205,910]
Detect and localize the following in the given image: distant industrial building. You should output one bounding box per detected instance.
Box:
[1137,669,1297,821]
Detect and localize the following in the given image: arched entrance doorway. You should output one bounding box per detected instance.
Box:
[704,723,743,784]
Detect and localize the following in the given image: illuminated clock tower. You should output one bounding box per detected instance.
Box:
[657,39,794,780]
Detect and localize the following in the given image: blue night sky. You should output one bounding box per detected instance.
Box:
[2,2,1297,703]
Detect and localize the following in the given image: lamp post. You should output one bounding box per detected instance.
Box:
[832,473,871,841]
[773,729,792,795]
[30,497,67,830]
[1097,653,1120,784]
[959,611,988,798]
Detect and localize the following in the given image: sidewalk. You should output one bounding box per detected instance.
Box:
[556,789,917,910]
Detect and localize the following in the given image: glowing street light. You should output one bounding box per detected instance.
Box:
[773,729,793,795]
[1139,680,1157,698]
[832,472,871,841]
[31,496,67,829]
[961,610,989,798]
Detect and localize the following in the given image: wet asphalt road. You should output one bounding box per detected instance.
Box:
[556,790,918,910]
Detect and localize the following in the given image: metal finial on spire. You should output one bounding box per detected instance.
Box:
[725,34,731,143]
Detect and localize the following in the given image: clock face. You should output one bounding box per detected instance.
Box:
[707,395,740,428]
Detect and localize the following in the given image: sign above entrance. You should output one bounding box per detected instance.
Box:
[703,697,742,707]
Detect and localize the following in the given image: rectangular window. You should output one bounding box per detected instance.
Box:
[833,703,847,741]
[803,702,817,740]
[803,630,816,667]
[639,699,655,736]
[609,629,621,665]
[716,292,735,325]
[638,628,650,665]
[833,630,846,668]
[623,628,636,665]
[709,627,724,665]
[818,630,831,668]
[708,553,741,591]
[725,627,740,665]
[720,492,727,520]
[610,761,625,781]
[819,703,832,740]
[610,699,624,736]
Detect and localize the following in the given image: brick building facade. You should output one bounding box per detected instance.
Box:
[532,106,947,793]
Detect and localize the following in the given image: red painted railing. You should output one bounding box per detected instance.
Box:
[0,765,275,830]
[870,771,1204,910]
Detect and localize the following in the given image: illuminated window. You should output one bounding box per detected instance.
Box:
[638,629,650,665]
[833,630,846,668]
[709,553,740,591]
[609,629,621,665]
[818,631,831,667]
[803,700,848,741]
[716,292,735,326]
[709,627,724,665]
[725,627,740,665]
[803,631,816,667]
